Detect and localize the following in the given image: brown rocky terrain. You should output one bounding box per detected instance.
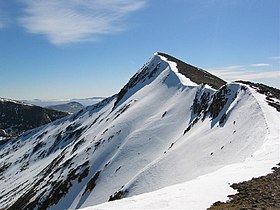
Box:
[209,163,280,210]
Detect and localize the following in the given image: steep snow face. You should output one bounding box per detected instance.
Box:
[121,83,269,197]
[0,54,279,210]
[81,84,280,210]
[81,78,277,210]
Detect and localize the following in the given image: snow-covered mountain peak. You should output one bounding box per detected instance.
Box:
[0,53,279,210]
[114,52,225,109]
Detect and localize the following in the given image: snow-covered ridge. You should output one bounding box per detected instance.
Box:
[0,53,279,210]
[0,97,34,106]
[157,53,198,86]
[156,52,226,89]
[113,52,222,109]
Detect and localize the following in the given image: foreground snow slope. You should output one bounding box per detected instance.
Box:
[0,53,279,210]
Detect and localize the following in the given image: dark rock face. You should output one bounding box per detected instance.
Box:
[236,81,280,100]
[157,52,226,89]
[0,129,6,137]
[82,170,101,196]
[192,88,212,116]
[0,99,68,136]
[236,81,280,112]
[108,189,128,202]
[114,65,151,108]
[207,85,231,119]
[185,84,241,135]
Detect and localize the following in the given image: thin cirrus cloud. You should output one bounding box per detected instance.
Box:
[0,21,4,29]
[249,63,270,67]
[208,63,279,81]
[211,70,279,81]
[270,56,280,62]
[19,0,146,45]
[0,8,7,29]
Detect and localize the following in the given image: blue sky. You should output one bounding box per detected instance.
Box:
[0,0,279,100]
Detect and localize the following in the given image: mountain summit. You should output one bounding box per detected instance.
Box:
[114,52,225,108]
[157,52,226,89]
[0,53,279,210]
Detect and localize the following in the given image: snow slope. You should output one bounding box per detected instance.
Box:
[0,53,279,210]
[81,84,280,210]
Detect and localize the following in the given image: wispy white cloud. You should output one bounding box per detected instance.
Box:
[0,7,7,29]
[211,69,280,81]
[208,64,279,82]
[0,21,5,29]
[270,56,280,63]
[249,63,270,67]
[270,56,280,60]
[209,63,270,71]
[214,65,245,70]
[19,0,146,45]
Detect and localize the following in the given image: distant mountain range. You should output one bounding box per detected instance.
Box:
[0,52,279,210]
[47,102,84,114]
[0,96,103,138]
[23,97,104,107]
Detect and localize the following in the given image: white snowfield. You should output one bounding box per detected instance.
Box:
[0,53,279,210]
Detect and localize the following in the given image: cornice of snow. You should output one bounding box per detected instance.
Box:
[157,52,226,89]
